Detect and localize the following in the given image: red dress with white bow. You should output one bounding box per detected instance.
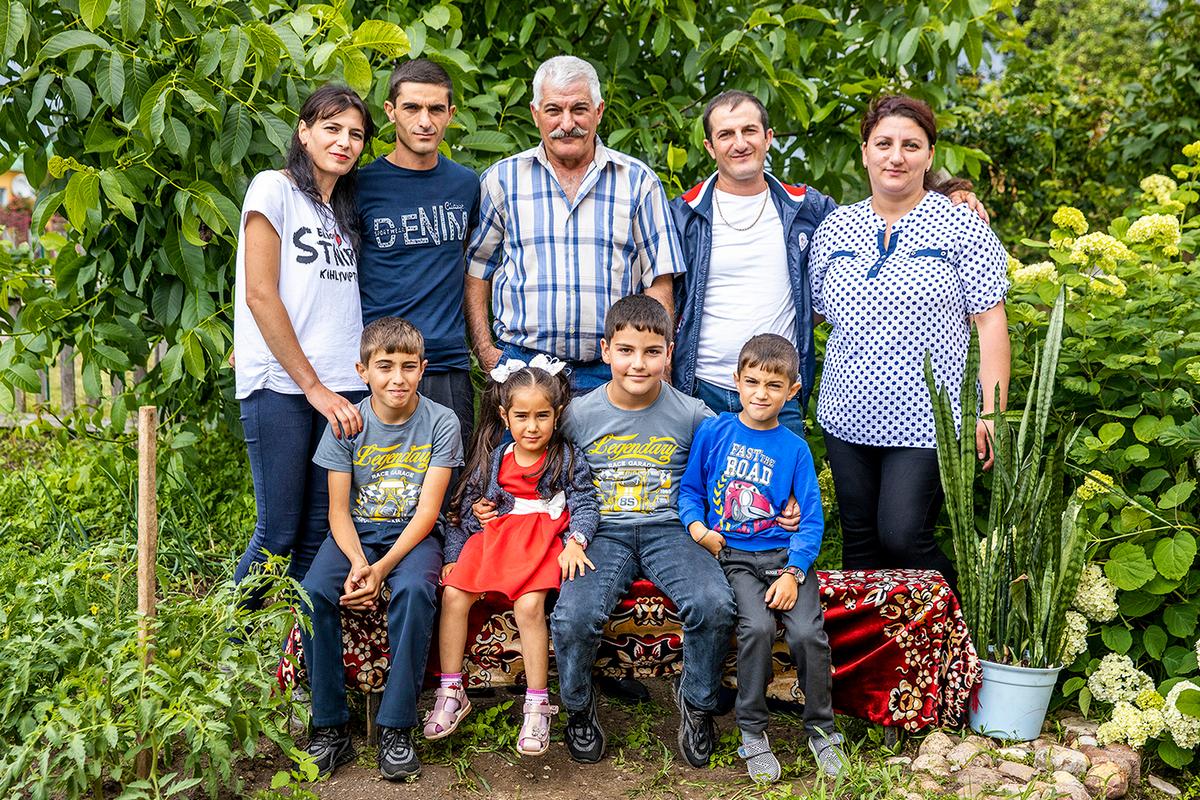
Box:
[443,448,568,600]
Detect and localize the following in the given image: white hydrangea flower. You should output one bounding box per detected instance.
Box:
[1097,700,1166,749]
[1060,611,1090,662]
[1164,681,1200,749]
[1012,261,1058,288]
[1088,653,1155,704]
[1073,564,1119,622]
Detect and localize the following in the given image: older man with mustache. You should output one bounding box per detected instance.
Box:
[464,55,684,394]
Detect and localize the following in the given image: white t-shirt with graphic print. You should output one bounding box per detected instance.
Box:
[234,170,364,399]
[810,192,1009,449]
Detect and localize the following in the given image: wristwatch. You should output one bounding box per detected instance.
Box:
[781,565,804,584]
[567,531,588,549]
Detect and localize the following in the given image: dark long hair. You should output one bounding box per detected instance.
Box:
[860,94,973,197]
[284,85,374,250]
[451,366,575,511]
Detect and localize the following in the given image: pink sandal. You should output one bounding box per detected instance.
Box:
[516,698,559,756]
[422,685,471,740]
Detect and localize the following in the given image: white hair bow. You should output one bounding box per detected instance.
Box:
[488,353,567,383]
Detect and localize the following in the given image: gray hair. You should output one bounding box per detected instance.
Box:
[532,55,602,107]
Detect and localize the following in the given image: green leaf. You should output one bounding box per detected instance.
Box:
[666,144,687,172]
[63,76,93,119]
[457,130,515,153]
[351,19,409,57]
[1177,688,1200,720]
[1159,738,1195,769]
[1100,625,1132,655]
[80,0,113,31]
[675,18,700,47]
[0,1,28,62]
[38,30,109,60]
[1118,590,1163,617]
[8,363,40,392]
[1154,532,1197,581]
[64,171,100,232]
[337,46,372,95]
[1123,444,1150,462]
[1160,481,1197,510]
[896,27,922,64]
[1164,645,1199,677]
[182,334,205,380]
[221,26,249,84]
[96,51,125,107]
[99,171,135,221]
[138,74,173,142]
[220,104,252,166]
[1104,542,1156,591]
[119,0,144,38]
[423,4,450,29]
[187,180,239,235]
[162,117,190,158]
[651,17,670,56]
[1098,421,1125,446]
[26,72,52,123]
[258,111,294,154]
[1164,603,1200,638]
[1144,625,1167,660]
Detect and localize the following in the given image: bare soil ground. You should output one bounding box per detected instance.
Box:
[238,679,834,800]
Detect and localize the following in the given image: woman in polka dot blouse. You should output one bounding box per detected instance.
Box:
[808,94,1011,587]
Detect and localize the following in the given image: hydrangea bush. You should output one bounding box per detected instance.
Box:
[1010,142,1200,768]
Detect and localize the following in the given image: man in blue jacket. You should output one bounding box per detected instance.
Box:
[671,91,832,438]
[672,91,987,437]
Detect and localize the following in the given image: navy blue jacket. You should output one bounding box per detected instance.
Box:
[670,172,837,411]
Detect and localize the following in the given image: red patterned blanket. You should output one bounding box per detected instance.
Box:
[280,568,979,730]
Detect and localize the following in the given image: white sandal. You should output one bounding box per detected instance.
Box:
[516,698,558,756]
[422,685,471,740]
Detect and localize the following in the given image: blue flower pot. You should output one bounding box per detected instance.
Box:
[968,658,1062,741]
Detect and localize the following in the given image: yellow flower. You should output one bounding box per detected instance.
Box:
[1089,274,1127,297]
[1136,689,1166,711]
[1070,232,1137,273]
[1052,206,1088,235]
[1076,470,1115,501]
[1006,255,1022,273]
[1139,174,1182,211]
[1183,140,1200,159]
[1126,213,1182,256]
[89,604,99,615]
[1012,261,1057,288]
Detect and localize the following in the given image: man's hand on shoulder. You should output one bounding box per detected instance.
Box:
[948,190,990,224]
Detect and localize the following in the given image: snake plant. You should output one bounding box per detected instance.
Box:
[925,290,1086,669]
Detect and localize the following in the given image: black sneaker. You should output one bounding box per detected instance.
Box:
[564,691,606,763]
[304,724,354,778]
[673,679,716,768]
[378,726,421,780]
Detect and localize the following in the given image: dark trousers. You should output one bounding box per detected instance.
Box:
[550,521,735,712]
[720,547,833,738]
[823,434,955,583]
[300,527,442,729]
[235,388,368,606]
[420,369,475,449]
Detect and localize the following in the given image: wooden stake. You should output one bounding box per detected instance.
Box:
[136,406,158,780]
[59,347,75,413]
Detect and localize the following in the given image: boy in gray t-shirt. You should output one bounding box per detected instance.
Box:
[300,318,462,782]
[548,295,736,770]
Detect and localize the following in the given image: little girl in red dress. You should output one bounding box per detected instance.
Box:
[423,357,599,756]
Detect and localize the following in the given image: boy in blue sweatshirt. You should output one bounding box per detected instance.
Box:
[679,334,845,784]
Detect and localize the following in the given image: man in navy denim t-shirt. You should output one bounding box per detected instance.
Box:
[357,58,481,444]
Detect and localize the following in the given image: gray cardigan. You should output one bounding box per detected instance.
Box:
[443,441,599,562]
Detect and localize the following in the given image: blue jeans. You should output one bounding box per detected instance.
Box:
[500,342,611,396]
[694,378,806,438]
[550,520,735,712]
[235,388,368,607]
[300,527,442,728]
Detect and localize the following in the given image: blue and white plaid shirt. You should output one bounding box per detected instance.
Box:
[466,139,685,362]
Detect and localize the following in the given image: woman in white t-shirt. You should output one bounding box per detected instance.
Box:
[809,95,1011,587]
[233,85,374,604]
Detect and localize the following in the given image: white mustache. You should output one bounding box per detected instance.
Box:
[549,126,588,139]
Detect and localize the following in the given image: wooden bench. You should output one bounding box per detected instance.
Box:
[280,568,979,735]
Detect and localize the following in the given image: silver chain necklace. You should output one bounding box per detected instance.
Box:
[714,188,770,231]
